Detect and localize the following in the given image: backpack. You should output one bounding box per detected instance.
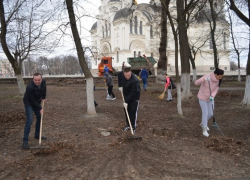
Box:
[166,77,176,89]
[170,78,176,89]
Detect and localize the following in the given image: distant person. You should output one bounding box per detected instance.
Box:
[22,73,46,149]
[140,67,149,91]
[195,68,224,137]
[119,65,141,134]
[104,66,109,75]
[164,73,175,102]
[105,72,116,100]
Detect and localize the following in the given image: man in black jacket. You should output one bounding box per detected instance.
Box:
[119,66,140,134]
[22,73,46,149]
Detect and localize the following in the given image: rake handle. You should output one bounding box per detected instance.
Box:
[120,90,134,135]
[39,101,45,146]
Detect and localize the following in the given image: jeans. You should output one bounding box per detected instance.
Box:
[23,104,41,142]
[167,89,172,100]
[199,99,214,127]
[142,77,147,90]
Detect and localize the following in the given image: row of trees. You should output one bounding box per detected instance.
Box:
[155,0,250,115]
[0,0,250,116]
[22,55,89,76]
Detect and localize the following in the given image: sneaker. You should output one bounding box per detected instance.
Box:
[123,126,130,131]
[199,123,209,131]
[112,97,116,100]
[35,136,47,140]
[22,142,30,149]
[106,97,112,100]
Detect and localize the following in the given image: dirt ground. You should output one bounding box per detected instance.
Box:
[0,80,250,180]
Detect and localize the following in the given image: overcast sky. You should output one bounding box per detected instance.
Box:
[0,0,248,68]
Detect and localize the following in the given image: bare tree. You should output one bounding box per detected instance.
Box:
[226,2,246,81]
[157,0,168,83]
[226,0,250,106]
[161,0,183,115]
[177,0,199,99]
[65,0,96,115]
[0,0,56,95]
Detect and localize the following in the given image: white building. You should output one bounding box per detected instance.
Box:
[0,59,15,77]
[90,0,230,73]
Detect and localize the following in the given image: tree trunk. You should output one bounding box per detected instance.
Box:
[192,69,197,82]
[0,0,25,95]
[65,0,96,115]
[241,75,250,106]
[164,0,182,115]
[176,0,192,99]
[157,0,168,84]
[16,75,26,95]
[228,0,250,105]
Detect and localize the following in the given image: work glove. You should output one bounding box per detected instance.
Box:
[205,76,210,82]
[123,102,128,108]
[119,87,123,92]
[209,96,214,102]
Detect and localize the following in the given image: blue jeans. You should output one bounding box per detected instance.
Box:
[142,77,147,90]
[23,104,41,142]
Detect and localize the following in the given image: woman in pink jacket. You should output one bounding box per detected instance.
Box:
[195,68,224,137]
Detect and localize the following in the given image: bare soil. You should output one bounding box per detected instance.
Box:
[0,81,250,180]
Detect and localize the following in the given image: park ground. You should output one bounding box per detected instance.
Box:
[0,80,250,180]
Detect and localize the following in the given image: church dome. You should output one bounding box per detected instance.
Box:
[90,21,97,31]
[108,0,120,2]
[113,8,132,21]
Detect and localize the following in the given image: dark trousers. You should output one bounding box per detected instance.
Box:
[108,86,115,98]
[23,104,41,142]
[124,100,139,129]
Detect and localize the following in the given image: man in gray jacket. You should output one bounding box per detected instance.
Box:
[104,72,116,100]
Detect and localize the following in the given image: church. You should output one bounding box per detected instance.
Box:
[90,0,230,73]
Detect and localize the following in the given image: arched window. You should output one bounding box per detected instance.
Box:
[134,51,136,57]
[138,51,141,57]
[134,16,138,34]
[109,23,111,37]
[151,52,153,58]
[150,25,153,38]
[130,19,133,33]
[116,51,119,63]
[102,26,104,38]
[105,24,108,37]
[140,21,142,34]
[223,32,226,50]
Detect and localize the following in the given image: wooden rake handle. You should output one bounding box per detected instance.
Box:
[120,91,134,135]
[39,101,45,146]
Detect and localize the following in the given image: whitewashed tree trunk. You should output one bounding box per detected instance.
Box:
[86,78,96,115]
[238,70,241,82]
[181,73,193,99]
[241,75,250,106]
[192,69,197,82]
[176,83,183,115]
[16,74,25,95]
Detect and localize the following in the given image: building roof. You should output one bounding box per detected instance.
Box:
[113,8,132,21]
[113,4,160,22]
[196,9,227,23]
[90,21,97,31]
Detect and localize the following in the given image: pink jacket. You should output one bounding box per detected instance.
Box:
[165,76,170,89]
[195,72,220,102]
